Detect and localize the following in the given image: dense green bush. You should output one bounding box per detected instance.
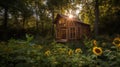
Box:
[0,36,120,67]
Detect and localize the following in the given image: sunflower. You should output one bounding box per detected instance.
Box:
[116,44,120,48]
[93,40,97,46]
[45,50,51,56]
[113,37,120,47]
[68,49,73,55]
[75,48,82,53]
[92,47,102,56]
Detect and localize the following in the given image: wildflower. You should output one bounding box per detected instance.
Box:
[68,49,73,55]
[93,40,97,46]
[113,37,120,47]
[92,47,102,56]
[45,50,51,56]
[75,48,82,53]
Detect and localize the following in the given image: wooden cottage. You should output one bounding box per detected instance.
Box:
[53,14,90,42]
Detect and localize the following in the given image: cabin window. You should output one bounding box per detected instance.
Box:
[61,29,66,39]
[78,27,81,38]
[70,27,75,39]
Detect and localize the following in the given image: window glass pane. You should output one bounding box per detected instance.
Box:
[70,27,75,39]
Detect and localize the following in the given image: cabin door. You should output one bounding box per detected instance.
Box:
[61,29,66,39]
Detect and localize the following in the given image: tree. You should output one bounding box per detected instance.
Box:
[0,0,32,29]
[80,0,120,35]
[0,0,14,28]
[0,0,33,40]
[79,0,100,36]
[98,0,120,35]
[94,0,99,37]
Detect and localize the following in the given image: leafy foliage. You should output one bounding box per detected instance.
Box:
[0,36,120,67]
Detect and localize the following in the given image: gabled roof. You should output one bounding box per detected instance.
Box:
[53,14,67,24]
[53,14,90,26]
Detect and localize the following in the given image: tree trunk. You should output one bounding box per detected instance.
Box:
[3,7,8,29]
[23,17,25,29]
[36,16,39,31]
[51,9,55,36]
[94,0,99,37]
[14,15,19,27]
[35,0,39,32]
[2,7,8,40]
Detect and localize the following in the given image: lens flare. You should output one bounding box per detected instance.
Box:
[68,14,73,18]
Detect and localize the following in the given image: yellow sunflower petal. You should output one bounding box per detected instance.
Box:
[75,48,82,53]
[93,40,97,46]
[68,49,73,55]
[113,37,120,46]
[92,47,102,56]
[45,50,51,56]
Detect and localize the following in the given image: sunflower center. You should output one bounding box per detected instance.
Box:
[95,49,101,53]
[114,40,120,44]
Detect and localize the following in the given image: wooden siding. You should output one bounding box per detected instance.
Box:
[54,14,90,42]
